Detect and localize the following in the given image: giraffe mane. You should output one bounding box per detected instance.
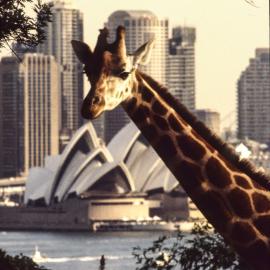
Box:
[138,71,270,191]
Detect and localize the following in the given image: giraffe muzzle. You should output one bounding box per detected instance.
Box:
[81,94,104,120]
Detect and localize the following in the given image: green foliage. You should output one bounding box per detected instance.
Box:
[133,222,249,270]
[0,249,49,270]
[0,0,53,48]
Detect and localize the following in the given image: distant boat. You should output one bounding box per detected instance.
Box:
[32,246,47,263]
[91,220,196,232]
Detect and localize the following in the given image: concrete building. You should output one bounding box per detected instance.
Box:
[0,57,23,177]
[0,54,60,176]
[237,48,270,144]
[104,10,169,142]
[38,0,84,145]
[168,26,196,110]
[194,109,221,135]
[23,54,60,170]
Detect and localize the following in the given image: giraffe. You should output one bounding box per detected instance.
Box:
[71,26,270,269]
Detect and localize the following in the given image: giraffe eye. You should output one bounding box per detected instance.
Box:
[118,71,130,80]
[92,96,101,105]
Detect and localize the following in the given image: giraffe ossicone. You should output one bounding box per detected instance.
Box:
[72,26,270,269]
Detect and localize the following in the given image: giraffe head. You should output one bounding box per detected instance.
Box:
[71,26,155,119]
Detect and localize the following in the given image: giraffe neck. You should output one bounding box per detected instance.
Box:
[122,71,270,269]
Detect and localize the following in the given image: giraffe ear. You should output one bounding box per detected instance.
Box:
[133,38,155,66]
[71,40,93,64]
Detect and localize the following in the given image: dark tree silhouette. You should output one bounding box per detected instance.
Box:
[0,249,49,270]
[0,0,53,50]
[133,223,249,270]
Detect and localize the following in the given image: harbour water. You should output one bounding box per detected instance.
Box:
[0,230,176,270]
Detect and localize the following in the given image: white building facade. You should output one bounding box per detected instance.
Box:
[22,54,60,170]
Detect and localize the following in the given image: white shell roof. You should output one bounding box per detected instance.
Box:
[48,122,102,202]
[128,146,162,191]
[24,167,55,205]
[125,141,148,169]
[56,147,113,201]
[67,160,103,196]
[69,160,134,196]
[108,121,140,162]
[143,163,178,193]
[44,155,62,172]
[25,121,180,205]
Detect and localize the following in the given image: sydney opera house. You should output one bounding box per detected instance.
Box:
[19,122,194,230]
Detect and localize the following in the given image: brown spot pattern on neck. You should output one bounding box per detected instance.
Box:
[121,70,270,268]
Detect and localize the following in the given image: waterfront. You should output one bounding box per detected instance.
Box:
[0,230,175,270]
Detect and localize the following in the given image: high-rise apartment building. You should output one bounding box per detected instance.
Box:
[104,10,169,142]
[0,54,60,177]
[168,26,196,110]
[194,109,220,135]
[237,48,270,144]
[38,0,84,143]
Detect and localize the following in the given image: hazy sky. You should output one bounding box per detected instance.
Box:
[72,0,269,129]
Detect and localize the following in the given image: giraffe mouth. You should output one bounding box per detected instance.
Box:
[81,105,102,120]
[81,90,104,120]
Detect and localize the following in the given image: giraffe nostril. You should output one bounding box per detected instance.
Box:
[92,96,101,105]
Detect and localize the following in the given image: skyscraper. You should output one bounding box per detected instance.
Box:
[38,0,84,144]
[168,26,196,110]
[23,54,60,169]
[104,10,169,142]
[0,57,23,177]
[237,48,270,144]
[0,54,60,176]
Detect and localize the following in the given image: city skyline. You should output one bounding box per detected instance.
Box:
[0,0,268,127]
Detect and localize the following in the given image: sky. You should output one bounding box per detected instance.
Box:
[71,0,269,129]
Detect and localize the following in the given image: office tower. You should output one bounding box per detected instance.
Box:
[0,57,23,177]
[104,10,169,142]
[194,109,221,135]
[0,54,60,176]
[23,54,60,169]
[237,48,270,144]
[168,26,196,110]
[38,0,84,144]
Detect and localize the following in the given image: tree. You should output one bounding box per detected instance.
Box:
[133,222,249,270]
[0,249,49,270]
[0,0,53,51]
[244,0,258,7]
